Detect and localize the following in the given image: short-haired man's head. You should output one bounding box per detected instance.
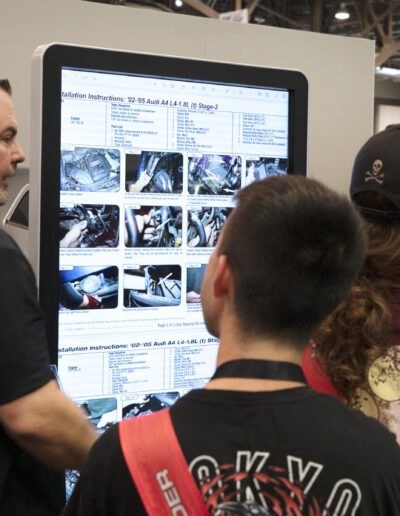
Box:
[218,176,367,346]
[0,79,12,96]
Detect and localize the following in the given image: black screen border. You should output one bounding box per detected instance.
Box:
[38,43,308,363]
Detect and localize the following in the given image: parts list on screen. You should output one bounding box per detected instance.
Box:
[58,68,289,426]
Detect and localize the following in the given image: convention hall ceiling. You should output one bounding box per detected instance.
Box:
[84,1,400,71]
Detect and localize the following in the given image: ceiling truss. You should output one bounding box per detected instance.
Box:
[85,0,400,68]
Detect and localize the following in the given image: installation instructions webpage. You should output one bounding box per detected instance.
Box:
[58,68,289,431]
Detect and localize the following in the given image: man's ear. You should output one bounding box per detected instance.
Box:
[213,255,233,298]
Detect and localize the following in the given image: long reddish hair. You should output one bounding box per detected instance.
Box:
[314,193,400,402]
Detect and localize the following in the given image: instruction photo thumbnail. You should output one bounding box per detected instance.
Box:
[59,265,119,310]
[59,204,119,248]
[245,156,288,185]
[125,206,182,248]
[123,265,181,308]
[187,206,232,248]
[125,151,183,194]
[60,147,120,192]
[188,154,241,195]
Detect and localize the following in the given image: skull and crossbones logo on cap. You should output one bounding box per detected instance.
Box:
[365,159,384,185]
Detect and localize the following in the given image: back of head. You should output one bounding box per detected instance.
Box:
[219,175,367,346]
[350,124,400,222]
[349,125,400,281]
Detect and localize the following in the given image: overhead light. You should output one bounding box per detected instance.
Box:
[175,0,183,7]
[253,15,266,24]
[375,66,400,77]
[335,3,350,20]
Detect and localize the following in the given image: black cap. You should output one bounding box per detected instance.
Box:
[350,124,400,223]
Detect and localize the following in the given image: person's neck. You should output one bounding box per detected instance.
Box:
[204,323,305,392]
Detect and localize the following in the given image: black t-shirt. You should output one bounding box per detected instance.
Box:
[64,387,400,515]
[0,229,63,516]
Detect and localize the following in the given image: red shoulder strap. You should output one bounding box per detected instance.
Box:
[119,408,209,516]
[302,345,344,401]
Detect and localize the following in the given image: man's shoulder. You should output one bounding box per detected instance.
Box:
[342,403,400,460]
[88,422,121,460]
[175,387,400,455]
[314,389,397,437]
[0,228,31,274]
[0,227,21,253]
[280,388,400,455]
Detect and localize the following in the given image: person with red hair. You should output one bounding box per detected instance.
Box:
[303,124,400,443]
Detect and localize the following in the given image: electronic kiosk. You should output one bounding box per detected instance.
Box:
[30,43,308,491]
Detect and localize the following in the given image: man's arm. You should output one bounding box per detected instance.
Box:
[0,379,98,469]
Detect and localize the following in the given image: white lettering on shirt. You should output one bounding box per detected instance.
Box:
[156,469,188,515]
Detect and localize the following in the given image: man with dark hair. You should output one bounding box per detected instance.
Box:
[66,176,400,515]
[0,79,97,516]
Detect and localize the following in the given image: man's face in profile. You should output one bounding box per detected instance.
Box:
[201,247,219,337]
[201,224,229,339]
[0,89,25,205]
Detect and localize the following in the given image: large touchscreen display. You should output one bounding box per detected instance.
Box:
[57,67,289,426]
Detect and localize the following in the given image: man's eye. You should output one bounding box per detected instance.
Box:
[1,131,16,144]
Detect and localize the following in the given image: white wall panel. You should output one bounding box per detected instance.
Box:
[0,0,374,196]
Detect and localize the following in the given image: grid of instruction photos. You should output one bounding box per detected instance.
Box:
[58,67,289,433]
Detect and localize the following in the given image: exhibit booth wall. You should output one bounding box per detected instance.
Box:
[0,0,374,255]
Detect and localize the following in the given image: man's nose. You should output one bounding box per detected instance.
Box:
[12,140,26,165]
